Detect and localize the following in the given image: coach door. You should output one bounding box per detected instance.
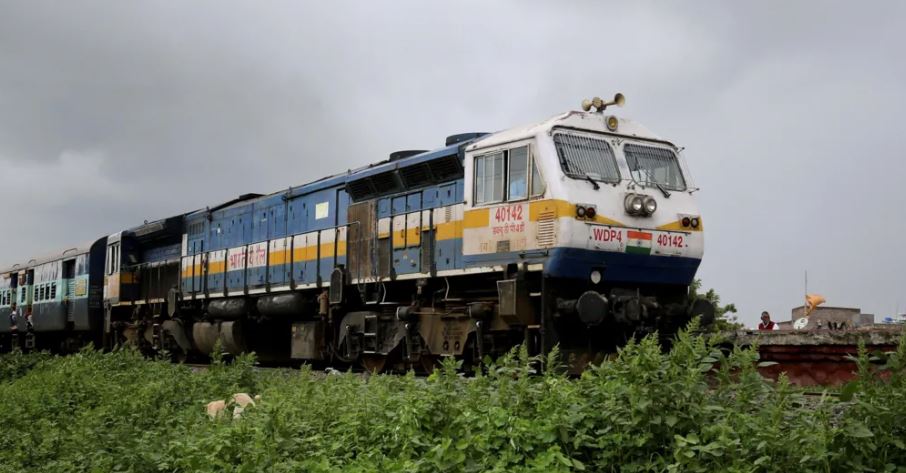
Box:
[267,204,288,287]
[391,193,424,276]
[191,240,204,294]
[63,258,76,320]
[347,200,376,283]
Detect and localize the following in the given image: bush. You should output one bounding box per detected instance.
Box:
[0,349,53,382]
[2,329,906,472]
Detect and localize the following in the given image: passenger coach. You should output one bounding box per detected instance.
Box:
[0,242,105,351]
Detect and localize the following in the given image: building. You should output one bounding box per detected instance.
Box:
[790,306,874,330]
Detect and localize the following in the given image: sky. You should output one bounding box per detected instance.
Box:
[1,1,904,327]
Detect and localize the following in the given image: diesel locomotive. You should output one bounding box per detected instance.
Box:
[0,95,714,371]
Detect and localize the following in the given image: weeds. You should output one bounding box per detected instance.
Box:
[2,328,906,472]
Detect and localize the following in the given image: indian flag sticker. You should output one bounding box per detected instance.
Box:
[626,230,652,255]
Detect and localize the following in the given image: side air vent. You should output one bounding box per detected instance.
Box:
[429,155,463,180]
[345,149,465,202]
[536,210,557,248]
[399,163,433,187]
[445,132,489,147]
[346,179,376,201]
[389,150,427,161]
[370,171,403,194]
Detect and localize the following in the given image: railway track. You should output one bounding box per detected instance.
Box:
[165,327,906,387]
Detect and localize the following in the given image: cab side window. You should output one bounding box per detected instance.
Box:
[530,156,545,198]
[507,147,528,200]
[474,145,543,205]
[474,151,505,205]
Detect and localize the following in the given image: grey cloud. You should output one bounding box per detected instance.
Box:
[1,1,904,325]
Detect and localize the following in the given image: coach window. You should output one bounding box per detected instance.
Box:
[75,254,87,276]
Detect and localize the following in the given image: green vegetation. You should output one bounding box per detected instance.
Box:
[691,278,742,331]
[2,327,906,472]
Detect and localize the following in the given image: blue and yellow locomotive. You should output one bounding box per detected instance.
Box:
[1,96,714,370]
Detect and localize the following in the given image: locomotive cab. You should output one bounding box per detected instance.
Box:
[462,97,711,360]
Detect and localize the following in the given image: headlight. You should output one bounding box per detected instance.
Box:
[590,270,602,284]
[643,197,657,215]
[625,195,643,215]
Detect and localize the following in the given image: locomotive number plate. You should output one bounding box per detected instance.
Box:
[588,225,692,257]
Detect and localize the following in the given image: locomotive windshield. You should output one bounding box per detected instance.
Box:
[553,133,621,183]
[623,143,686,191]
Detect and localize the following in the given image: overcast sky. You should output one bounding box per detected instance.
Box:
[1,1,904,327]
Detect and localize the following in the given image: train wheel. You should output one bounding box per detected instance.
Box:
[61,336,81,354]
[169,347,189,364]
[161,332,188,363]
[419,354,441,375]
[361,354,387,374]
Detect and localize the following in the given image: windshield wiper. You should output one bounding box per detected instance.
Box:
[654,183,671,199]
[584,174,600,191]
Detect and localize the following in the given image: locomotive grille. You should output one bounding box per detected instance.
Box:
[536,210,556,248]
[553,133,620,183]
[623,144,687,191]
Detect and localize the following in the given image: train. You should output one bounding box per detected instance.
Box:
[0,95,714,371]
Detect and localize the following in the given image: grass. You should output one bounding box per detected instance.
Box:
[2,325,906,472]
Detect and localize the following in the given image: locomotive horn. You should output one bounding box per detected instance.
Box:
[603,93,625,109]
[581,93,625,112]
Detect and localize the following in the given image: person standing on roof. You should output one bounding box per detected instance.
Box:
[758,311,779,331]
